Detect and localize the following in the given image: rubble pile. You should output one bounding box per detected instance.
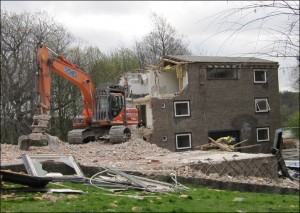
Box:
[0,138,171,167]
[1,138,299,190]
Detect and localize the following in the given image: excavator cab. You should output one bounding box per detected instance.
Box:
[72,87,125,127]
[68,85,138,144]
[92,85,127,124]
[109,93,123,119]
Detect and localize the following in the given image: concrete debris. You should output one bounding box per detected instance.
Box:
[21,154,85,180]
[1,135,299,190]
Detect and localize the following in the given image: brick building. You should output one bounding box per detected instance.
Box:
[121,55,281,153]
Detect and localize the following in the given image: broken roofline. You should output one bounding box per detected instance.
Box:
[161,55,278,64]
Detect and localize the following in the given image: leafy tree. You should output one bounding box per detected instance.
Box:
[284,112,300,139]
[134,13,191,69]
[280,91,299,123]
[91,47,140,86]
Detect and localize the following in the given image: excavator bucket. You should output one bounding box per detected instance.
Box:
[18,114,60,150]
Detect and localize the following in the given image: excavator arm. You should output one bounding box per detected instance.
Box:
[18,44,139,149]
[36,45,95,124]
[18,45,96,150]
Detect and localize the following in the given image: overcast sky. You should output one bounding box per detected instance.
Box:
[2,1,298,91]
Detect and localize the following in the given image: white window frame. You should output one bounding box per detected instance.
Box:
[256,127,270,142]
[176,133,192,150]
[255,98,271,112]
[254,69,267,83]
[174,101,190,117]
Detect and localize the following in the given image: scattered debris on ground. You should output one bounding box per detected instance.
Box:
[196,137,260,151]
[1,152,188,194]
[1,135,299,191]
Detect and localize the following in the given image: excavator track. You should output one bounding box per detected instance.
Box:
[68,126,131,144]
[68,129,86,144]
[109,126,131,144]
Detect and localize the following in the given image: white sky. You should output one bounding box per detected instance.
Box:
[2,1,298,91]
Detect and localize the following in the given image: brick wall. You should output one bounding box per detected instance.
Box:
[151,61,281,153]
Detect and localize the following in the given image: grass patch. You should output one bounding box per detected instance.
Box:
[1,182,299,212]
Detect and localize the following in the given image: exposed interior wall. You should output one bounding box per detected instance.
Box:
[183,67,188,89]
[128,73,149,95]
[119,73,151,96]
[159,70,179,94]
[145,101,153,128]
[156,63,189,95]
[133,97,153,128]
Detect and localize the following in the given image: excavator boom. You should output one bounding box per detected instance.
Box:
[37,45,95,123]
[18,44,138,150]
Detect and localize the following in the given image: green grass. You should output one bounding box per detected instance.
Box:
[1,181,299,212]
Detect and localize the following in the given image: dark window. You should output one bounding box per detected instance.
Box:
[174,101,190,117]
[257,127,270,142]
[255,98,270,112]
[254,69,267,83]
[176,133,192,149]
[206,68,237,79]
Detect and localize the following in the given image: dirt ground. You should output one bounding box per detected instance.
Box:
[1,136,299,190]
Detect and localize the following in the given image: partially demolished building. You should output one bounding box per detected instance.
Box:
[120,55,281,153]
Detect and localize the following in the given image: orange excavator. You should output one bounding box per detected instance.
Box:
[18,45,139,150]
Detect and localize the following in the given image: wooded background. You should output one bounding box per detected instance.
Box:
[0,10,190,143]
[1,5,299,144]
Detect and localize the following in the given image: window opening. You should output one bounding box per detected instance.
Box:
[130,78,140,84]
[208,130,240,145]
[174,101,190,117]
[254,69,267,83]
[110,94,123,118]
[255,98,271,112]
[176,133,192,149]
[22,154,84,178]
[257,127,270,142]
[206,68,237,79]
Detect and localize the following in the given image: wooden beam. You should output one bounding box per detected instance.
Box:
[163,58,187,65]
[208,137,233,152]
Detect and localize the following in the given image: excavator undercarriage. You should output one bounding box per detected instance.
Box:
[67,126,131,144]
[19,115,132,150]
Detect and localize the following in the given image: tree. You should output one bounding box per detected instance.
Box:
[280,91,299,123]
[0,10,78,143]
[284,112,300,139]
[91,47,140,85]
[201,1,299,88]
[134,13,191,69]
